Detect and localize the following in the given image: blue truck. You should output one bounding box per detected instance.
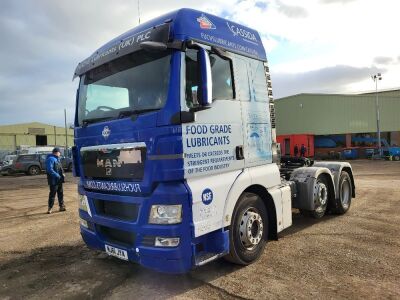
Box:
[72,8,355,273]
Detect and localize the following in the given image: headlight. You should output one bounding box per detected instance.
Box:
[78,194,92,216]
[155,237,180,247]
[149,205,182,224]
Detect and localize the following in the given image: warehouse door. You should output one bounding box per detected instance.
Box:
[36,135,47,146]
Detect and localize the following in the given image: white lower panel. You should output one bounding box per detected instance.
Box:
[187,170,241,237]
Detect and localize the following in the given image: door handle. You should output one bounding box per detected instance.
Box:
[236,145,244,160]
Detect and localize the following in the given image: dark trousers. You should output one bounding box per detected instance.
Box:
[48,183,64,208]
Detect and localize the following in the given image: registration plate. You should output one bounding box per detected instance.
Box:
[105,244,128,261]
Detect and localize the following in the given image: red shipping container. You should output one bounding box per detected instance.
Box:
[277,134,314,158]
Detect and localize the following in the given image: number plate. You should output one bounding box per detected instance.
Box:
[105,244,128,261]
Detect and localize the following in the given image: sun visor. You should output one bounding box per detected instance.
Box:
[73,23,170,80]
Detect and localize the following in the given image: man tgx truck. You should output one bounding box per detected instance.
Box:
[72,8,355,273]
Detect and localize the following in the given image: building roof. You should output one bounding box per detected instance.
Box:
[0,122,73,135]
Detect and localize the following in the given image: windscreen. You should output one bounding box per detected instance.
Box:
[77,51,171,126]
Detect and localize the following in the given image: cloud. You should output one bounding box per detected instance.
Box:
[0,0,399,126]
[373,56,394,65]
[276,1,308,18]
[272,65,383,98]
[320,0,357,3]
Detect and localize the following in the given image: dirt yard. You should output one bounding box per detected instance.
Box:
[0,160,399,299]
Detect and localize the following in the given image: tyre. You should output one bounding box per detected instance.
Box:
[28,165,40,176]
[225,192,268,265]
[393,155,400,161]
[301,175,330,219]
[331,171,352,214]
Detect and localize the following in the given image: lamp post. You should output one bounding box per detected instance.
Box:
[371,73,382,156]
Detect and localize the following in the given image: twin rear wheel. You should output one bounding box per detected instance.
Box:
[301,171,352,218]
[225,192,268,265]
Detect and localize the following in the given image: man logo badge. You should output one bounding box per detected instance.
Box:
[102,126,111,139]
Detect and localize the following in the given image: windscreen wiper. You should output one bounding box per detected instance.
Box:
[118,108,160,118]
[81,117,111,127]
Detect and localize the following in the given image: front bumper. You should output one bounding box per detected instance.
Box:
[79,181,193,274]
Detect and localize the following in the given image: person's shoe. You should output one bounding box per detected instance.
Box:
[59,205,66,212]
[47,208,52,214]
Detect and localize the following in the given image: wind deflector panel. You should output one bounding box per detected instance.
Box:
[80,143,146,181]
[73,23,170,79]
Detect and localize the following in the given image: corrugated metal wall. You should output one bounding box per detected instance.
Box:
[275,93,400,135]
[0,122,73,151]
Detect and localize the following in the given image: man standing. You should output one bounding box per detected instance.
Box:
[300,144,307,157]
[46,147,66,214]
[294,144,299,157]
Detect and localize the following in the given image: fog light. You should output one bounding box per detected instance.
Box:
[149,205,182,224]
[78,194,92,216]
[155,237,180,247]
[79,218,88,228]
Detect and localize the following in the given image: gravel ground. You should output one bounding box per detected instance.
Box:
[0,160,399,299]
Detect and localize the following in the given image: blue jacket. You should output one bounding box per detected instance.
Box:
[46,154,63,185]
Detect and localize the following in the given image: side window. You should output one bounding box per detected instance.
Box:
[248,59,268,102]
[185,49,200,108]
[185,49,234,108]
[210,54,234,100]
[233,57,251,101]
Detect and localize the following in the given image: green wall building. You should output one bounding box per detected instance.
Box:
[0,122,74,152]
[274,89,400,155]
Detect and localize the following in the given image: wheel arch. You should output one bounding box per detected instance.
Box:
[342,166,355,198]
[243,185,278,241]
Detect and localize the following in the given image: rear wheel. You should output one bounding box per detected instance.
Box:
[301,175,330,219]
[225,192,268,265]
[331,171,352,214]
[393,155,400,161]
[28,165,40,176]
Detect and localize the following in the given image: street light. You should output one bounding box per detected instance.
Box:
[371,73,382,156]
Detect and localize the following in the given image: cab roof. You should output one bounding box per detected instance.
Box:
[74,8,267,78]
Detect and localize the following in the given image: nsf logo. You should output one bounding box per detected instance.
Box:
[201,188,213,205]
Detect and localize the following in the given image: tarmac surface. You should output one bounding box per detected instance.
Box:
[0,160,399,299]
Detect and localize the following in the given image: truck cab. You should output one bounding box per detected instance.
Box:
[73,8,355,273]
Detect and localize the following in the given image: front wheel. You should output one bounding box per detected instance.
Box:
[225,192,268,265]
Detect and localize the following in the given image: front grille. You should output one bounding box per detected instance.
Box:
[97,225,135,247]
[93,199,139,221]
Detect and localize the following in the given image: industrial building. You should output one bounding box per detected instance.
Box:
[0,122,73,154]
[275,89,400,159]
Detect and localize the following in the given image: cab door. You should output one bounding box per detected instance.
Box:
[232,55,272,168]
[182,49,244,237]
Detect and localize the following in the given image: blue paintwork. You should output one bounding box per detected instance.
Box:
[75,8,266,74]
[74,8,266,273]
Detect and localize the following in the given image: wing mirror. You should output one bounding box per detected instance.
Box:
[198,48,213,106]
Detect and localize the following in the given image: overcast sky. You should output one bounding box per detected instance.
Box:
[0,0,398,126]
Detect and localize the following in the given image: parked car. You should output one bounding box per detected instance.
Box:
[2,154,73,176]
[0,154,17,168]
[0,165,14,175]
